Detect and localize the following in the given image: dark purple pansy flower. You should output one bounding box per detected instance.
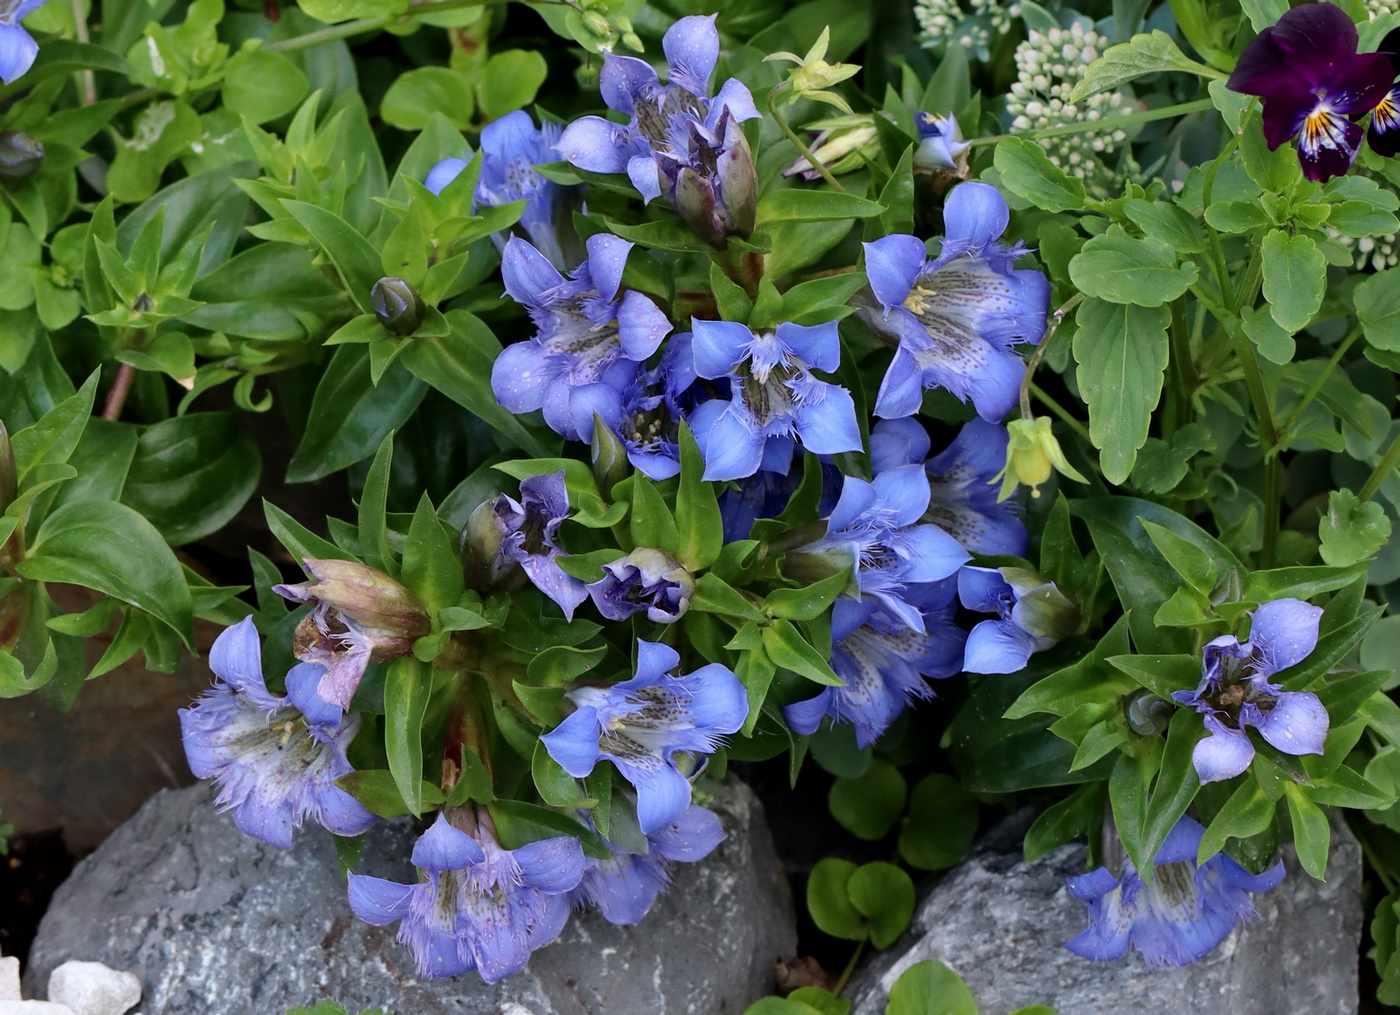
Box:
[1368,29,1400,158]
[1226,2,1393,181]
[1171,598,1329,783]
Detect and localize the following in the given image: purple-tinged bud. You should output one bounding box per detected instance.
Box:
[1000,566,1080,642]
[274,559,432,710]
[0,420,14,514]
[716,120,757,239]
[0,132,43,179]
[672,112,757,249]
[591,412,628,500]
[371,277,424,336]
[461,496,521,594]
[913,112,971,174]
[586,548,695,624]
[1125,689,1171,737]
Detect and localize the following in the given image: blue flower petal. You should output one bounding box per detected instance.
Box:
[633,639,683,683]
[676,662,748,734]
[209,617,276,704]
[424,157,468,196]
[942,181,1010,252]
[0,22,38,86]
[501,235,566,306]
[412,813,486,871]
[650,804,725,862]
[698,403,764,481]
[962,618,1038,674]
[895,524,968,584]
[1249,689,1327,757]
[231,791,295,850]
[663,14,720,96]
[585,232,632,303]
[625,759,695,835]
[1246,598,1322,676]
[617,290,671,360]
[873,343,926,419]
[776,320,842,373]
[556,116,629,173]
[690,318,754,379]
[1191,715,1256,783]
[872,464,933,527]
[794,384,862,455]
[863,235,927,310]
[513,836,587,893]
[599,53,658,113]
[347,873,416,925]
[782,691,833,736]
[870,418,931,473]
[541,706,604,777]
[284,662,342,725]
[711,76,761,123]
[467,900,532,984]
[519,554,589,619]
[958,565,1012,613]
[826,474,877,533]
[312,780,378,838]
[627,154,663,203]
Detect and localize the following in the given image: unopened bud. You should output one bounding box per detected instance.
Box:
[1001,566,1080,641]
[0,420,14,514]
[590,412,628,500]
[0,132,43,179]
[372,277,424,336]
[462,497,517,593]
[994,416,1087,501]
[716,121,757,239]
[913,112,971,174]
[1125,689,1171,736]
[276,558,430,646]
[581,10,611,38]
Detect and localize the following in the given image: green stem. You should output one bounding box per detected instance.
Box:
[1020,292,1083,420]
[1360,433,1400,503]
[1278,323,1362,441]
[264,17,385,50]
[833,940,866,996]
[766,85,845,193]
[1201,134,1242,310]
[1168,297,1196,432]
[968,98,1216,148]
[1262,455,1280,568]
[1031,383,1093,446]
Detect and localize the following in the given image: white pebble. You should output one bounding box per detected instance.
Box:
[0,1003,78,1014]
[0,957,19,1001]
[46,963,140,1015]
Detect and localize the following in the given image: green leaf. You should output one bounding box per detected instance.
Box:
[1319,488,1391,566]
[297,0,404,23]
[1140,518,1217,594]
[1261,229,1326,333]
[402,494,464,615]
[1283,781,1329,879]
[629,473,679,553]
[993,136,1086,213]
[899,773,979,871]
[10,372,97,483]
[886,960,977,1015]
[18,500,194,645]
[264,500,355,563]
[755,189,884,224]
[1072,299,1170,483]
[828,758,907,840]
[1241,304,1295,365]
[400,311,555,457]
[526,644,608,686]
[532,740,594,808]
[1107,653,1200,699]
[691,572,765,622]
[1356,267,1400,351]
[477,50,548,121]
[675,424,722,570]
[1024,783,1105,862]
[381,67,475,132]
[762,618,843,685]
[222,50,310,124]
[1069,226,1197,307]
[1198,779,1276,863]
[1141,709,1202,870]
[1069,30,1220,101]
[286,345,427,483]
[765,568,852,622]
[336,769,445,818]
[358,434,394,573]
[282,200,385,314]
[846,862,915,949]
[1123,198,1205,253]
[488,799,609,858]
[384,655,431,816]
[121,413,261,546]
[805,857,865,940]
[1238,0,1288,32]
[444,745,495,806]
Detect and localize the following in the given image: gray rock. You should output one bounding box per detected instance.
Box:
[849,813,1362,1015]
[26,779,795,1015]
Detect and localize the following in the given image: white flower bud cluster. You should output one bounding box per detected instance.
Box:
[1367,0,1400,19]
[914,0,1022,58]
[1005,25,1138,198]
[1332,228,1400,271]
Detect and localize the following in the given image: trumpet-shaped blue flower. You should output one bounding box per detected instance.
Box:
[871,417,1027,556]
[179,618,377,849]
[1227,2,1392,181]
[783,584,965,747]
[348,810,585,982]
[1171,598,1329,784]
[572,332,698,482]
[541,641,746,834]
[716,458,843,542]
[493,470,588,620]
[0,0,46,86]
[793,465,969,633]
[586,548,695,624]
[958,565,1079,674]
[426,111,577,270]
[913,111,970,172]
[1066,815,1285,967]
[492,233,671,441]
[572,802,725,925]
[860,182,1050,422]
[555,14,759,209]
[687,319,862,482]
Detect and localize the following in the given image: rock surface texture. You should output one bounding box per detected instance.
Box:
[46,961,141,1015]
[26,779,795,1015]
[849,814,1362,1015]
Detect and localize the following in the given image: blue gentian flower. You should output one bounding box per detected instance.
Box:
[783,584,965,748]
[347,809,585,981]
[0,0,46,86]
[870,417,1028,556]
[540,640,746,833]
[860,181,1050,422]
[792,465,969,633]
[716,458,843,543]
[1367,29,1400,158]
[1171,598,1329,784]
[573,332,698,482]
[1066,815,1285,967]
[273,558,430,710]
[493,470,589,620]
[426,111,576,270]
[1226,2,1393,181]
[913,111,970,172]
[687,319,863,482]
[179,618,377,849]
[958,565,1079,674]
[555,14,759,211]
[586,547,695,624]
[572,802,725,925]
[493,233,671,442]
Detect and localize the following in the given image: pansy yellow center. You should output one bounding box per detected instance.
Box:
[1299,100,1347,154]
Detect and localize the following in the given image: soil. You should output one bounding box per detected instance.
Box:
[0,830,74,965]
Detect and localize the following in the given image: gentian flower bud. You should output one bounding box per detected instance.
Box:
[959,566,1079,673]
[586,548,695,624]
[671,113,757,248]
[371,276,424,336]
[461,497,519,593]
[0,131,42,178]
[590,411,629,500]
[994,416,1087,500]
[0,420,15,514]
[1125,690,1171,737]
[913,112,970,174]
[274,559,432,710]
